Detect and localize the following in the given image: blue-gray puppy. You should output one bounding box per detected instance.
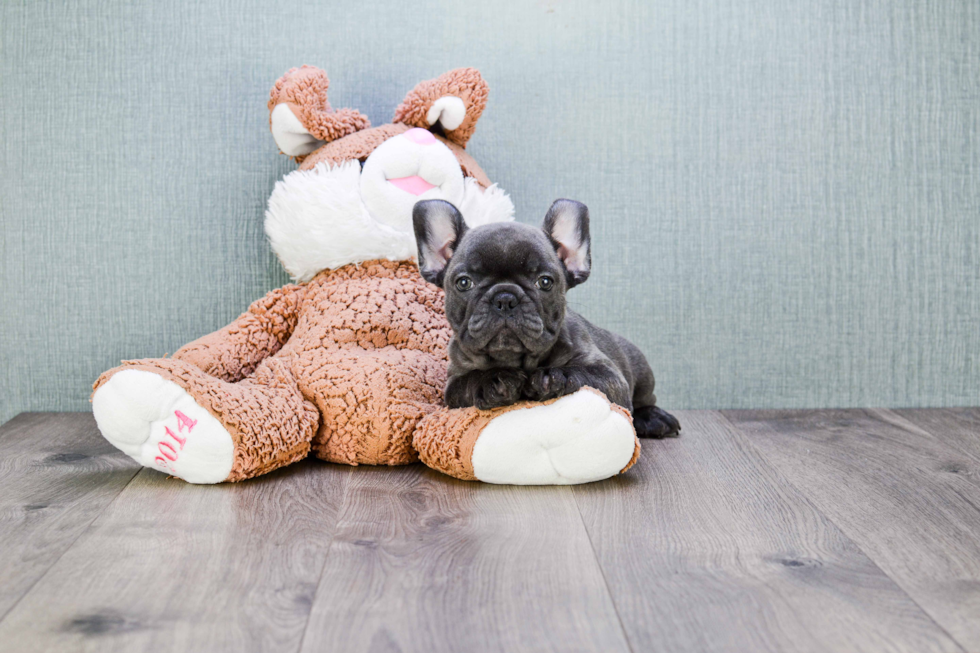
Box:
[413,198,680,438]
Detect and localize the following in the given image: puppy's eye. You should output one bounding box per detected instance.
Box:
[455,276,473,292]
[536,276,555,291]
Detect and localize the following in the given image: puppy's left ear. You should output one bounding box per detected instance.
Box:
[413,200,468,286]
[543,199,591,287]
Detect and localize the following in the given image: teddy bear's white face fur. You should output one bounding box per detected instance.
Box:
[360,128,467,232]
[264,131,514,283]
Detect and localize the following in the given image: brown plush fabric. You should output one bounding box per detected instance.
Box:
[94,260,451,479]
[93,357,319,482]
[172,284,307,382]
[307,346,446,465]
[268,65,370,161]
[413,388,642,481]
[393,67,489,148]
[282,260,452,466]
[413,405,492,481]
[287,260,450,355]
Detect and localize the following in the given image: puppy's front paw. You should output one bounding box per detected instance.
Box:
[525,368,582,401]
[474,369,527,410]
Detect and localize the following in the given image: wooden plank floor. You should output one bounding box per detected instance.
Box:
[0,409,978,653]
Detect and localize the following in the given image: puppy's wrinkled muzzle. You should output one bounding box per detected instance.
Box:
[465,285,546,356]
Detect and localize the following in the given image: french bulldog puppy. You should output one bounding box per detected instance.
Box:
[413,198,681,438]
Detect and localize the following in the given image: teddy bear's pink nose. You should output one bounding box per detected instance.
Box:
[404,128,437,145]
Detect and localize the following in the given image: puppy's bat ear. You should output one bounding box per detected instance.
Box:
[413,200,468,286]
[543,199,591,288]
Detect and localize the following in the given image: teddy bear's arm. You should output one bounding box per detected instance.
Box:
[414,388,641,484]
[393,68,489,149]
[170,284,306,383]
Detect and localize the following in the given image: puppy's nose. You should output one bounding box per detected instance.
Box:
[492,291,519,314]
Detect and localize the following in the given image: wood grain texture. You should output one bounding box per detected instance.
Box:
[892,407,980,463]
[724,408,980,651]
[0,456,351,653]
[574,410,961,653]
[0,413,139,621]
[299,465,630,653]
[4,409,980,653]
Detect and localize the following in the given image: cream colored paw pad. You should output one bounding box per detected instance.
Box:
[92,369,234,484]
[471,389,636,485]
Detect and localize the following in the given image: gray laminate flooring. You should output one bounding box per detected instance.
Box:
[1,409,978,653]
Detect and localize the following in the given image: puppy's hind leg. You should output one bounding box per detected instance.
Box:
[633,405,681,439]
[629,353,681,438]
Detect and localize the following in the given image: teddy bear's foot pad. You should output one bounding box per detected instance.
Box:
[472,389,637,485]
[92,370,234,484]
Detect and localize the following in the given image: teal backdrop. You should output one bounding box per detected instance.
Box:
[2,0,978,424]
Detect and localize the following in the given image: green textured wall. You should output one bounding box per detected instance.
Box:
[2,0,978,423]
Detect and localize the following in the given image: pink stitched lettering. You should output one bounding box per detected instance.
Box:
[158,441,178,461]
[175,410,197,433]
[165,426,186,449]
[155,456,171,470]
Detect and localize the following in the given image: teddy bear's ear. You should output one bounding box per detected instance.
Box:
[268,66,371,161]
[393,68,488,149]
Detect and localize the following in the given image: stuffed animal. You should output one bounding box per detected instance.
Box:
[91,66,640,485]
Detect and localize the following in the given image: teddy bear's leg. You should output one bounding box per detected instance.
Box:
[414,387,641,485]
[306,346,446,467]
[92,357,318,483]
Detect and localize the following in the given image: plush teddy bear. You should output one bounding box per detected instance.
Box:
[92,66,640,485]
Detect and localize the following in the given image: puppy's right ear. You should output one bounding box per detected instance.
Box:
[413,200,468,286]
